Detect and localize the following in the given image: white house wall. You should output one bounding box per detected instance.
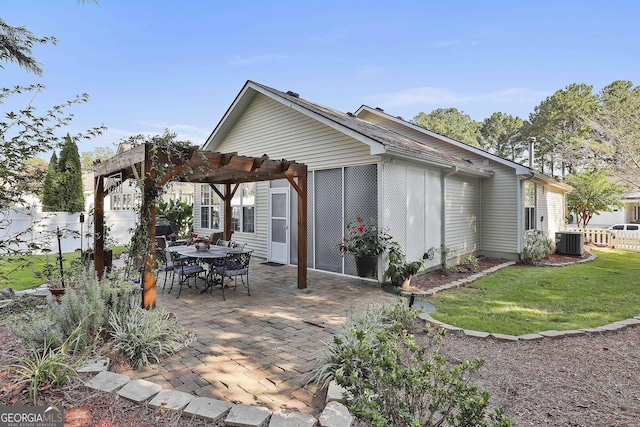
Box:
[196,93,381,260]
[537,185,565,238]
[382,161,442,270]
[480,164,520,258]
[446,175,481,257]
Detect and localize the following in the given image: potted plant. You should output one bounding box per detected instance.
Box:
[338,216,393,278]
[385,243,425,289]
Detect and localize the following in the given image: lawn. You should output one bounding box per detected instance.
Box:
[428,248,640,335]
[0,246,128,291]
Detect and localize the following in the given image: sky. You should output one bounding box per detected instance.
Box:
[3,0,639,157]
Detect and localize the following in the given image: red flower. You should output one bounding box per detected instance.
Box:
[343,237,348,242]
[357,225,365,232]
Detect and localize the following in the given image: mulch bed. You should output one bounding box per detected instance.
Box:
[407,251,592,292]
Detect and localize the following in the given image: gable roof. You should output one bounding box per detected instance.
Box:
[354,105,573,192]
[204,81,493,177]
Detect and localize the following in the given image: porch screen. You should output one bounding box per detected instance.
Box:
[343,164,378,276]
[314,169,342,272]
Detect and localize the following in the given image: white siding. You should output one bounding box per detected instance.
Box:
[214,94,379,169]
[382,161,442,270]
[446,175,481,256]
[537,185,566,238]
[198,93,381,260]
[360,110,522,257]
[481,163,520,257]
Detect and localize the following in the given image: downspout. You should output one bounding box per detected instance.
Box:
[441,166,459,251]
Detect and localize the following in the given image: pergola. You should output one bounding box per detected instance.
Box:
[93,142,308,308]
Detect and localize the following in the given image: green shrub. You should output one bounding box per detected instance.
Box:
[10,311,64,350]
[521,230,553,264]
[3,326,85,404]
[109,306,185,369]
[458,254,479,271]
[310,302,510,427]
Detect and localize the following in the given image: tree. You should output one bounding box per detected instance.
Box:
[565,170,627,229]
[80,146,115,171]
[41,152,59,211]
[55,133,85,212]
[412,108,481,146]
[479,112,526,162]
[1,13,104,258]
[0,17,56,76]
[589,80,640,189]
[527,83,599,177]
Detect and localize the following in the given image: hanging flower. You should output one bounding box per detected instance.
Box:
[338,216,393,258]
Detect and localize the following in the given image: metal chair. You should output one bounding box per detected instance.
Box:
[156,248,175,290]
[231,241,247,251]
[214,250,252,300]
[215,239,231,247]
[169,251,205,298]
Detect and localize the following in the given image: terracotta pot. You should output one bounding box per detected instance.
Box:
[401,277,412,290]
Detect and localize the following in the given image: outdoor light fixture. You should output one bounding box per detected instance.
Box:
[79,213,85,253]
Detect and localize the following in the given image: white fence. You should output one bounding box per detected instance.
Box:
[566,228,640,253]
[0,209,138,255]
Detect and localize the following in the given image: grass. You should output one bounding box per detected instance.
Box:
[0,246,128,291]
[428,248,640,335]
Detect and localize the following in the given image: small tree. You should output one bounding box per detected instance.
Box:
[41,152,59,211]
[56,133,85,212]
[565,170,627,229]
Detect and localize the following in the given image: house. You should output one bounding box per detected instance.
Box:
[194,80,572,280]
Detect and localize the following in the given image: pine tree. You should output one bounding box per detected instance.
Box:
[41,152,59,211]
[56,133,85,212]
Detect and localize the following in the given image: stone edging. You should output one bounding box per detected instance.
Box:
[401,253,640,341]
[79,361,353,427]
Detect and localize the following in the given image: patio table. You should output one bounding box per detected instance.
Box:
[168,245,238,294]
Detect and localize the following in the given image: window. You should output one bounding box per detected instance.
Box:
[524,182,536,231]
[231,183,255,233]
[200,184,221,229]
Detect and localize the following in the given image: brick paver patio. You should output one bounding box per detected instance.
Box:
[119,258,398,415]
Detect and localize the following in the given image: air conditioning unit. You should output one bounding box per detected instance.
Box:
[555,231,584,256]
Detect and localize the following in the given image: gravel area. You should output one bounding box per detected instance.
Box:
[438,326,640,426]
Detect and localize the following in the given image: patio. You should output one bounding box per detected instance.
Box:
[118,258,398,415]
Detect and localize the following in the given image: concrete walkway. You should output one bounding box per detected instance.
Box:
[118,259,398,416]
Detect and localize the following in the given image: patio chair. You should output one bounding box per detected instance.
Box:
[231,241,247,251]
[215,239,231,247]
[214,250,252,300]
[156,248,175,290]
[169,251,205,298]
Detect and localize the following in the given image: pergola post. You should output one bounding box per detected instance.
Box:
[93,176,105,279]
[287,173,308,289]
[223,183,232,241]
[141,144,157,309]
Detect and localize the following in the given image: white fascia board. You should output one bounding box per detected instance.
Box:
[355,105,530,174]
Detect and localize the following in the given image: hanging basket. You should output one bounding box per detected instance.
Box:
[355,255,377,278]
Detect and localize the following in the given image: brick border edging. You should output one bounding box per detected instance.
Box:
[399,253,640,341]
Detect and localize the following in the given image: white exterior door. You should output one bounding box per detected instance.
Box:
[268,188,289,264]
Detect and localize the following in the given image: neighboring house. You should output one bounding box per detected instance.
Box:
[98,142,194,212]
[570,189,640,228]
[194,80,572,280]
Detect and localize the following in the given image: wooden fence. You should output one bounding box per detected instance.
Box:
[566,228,640,253]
